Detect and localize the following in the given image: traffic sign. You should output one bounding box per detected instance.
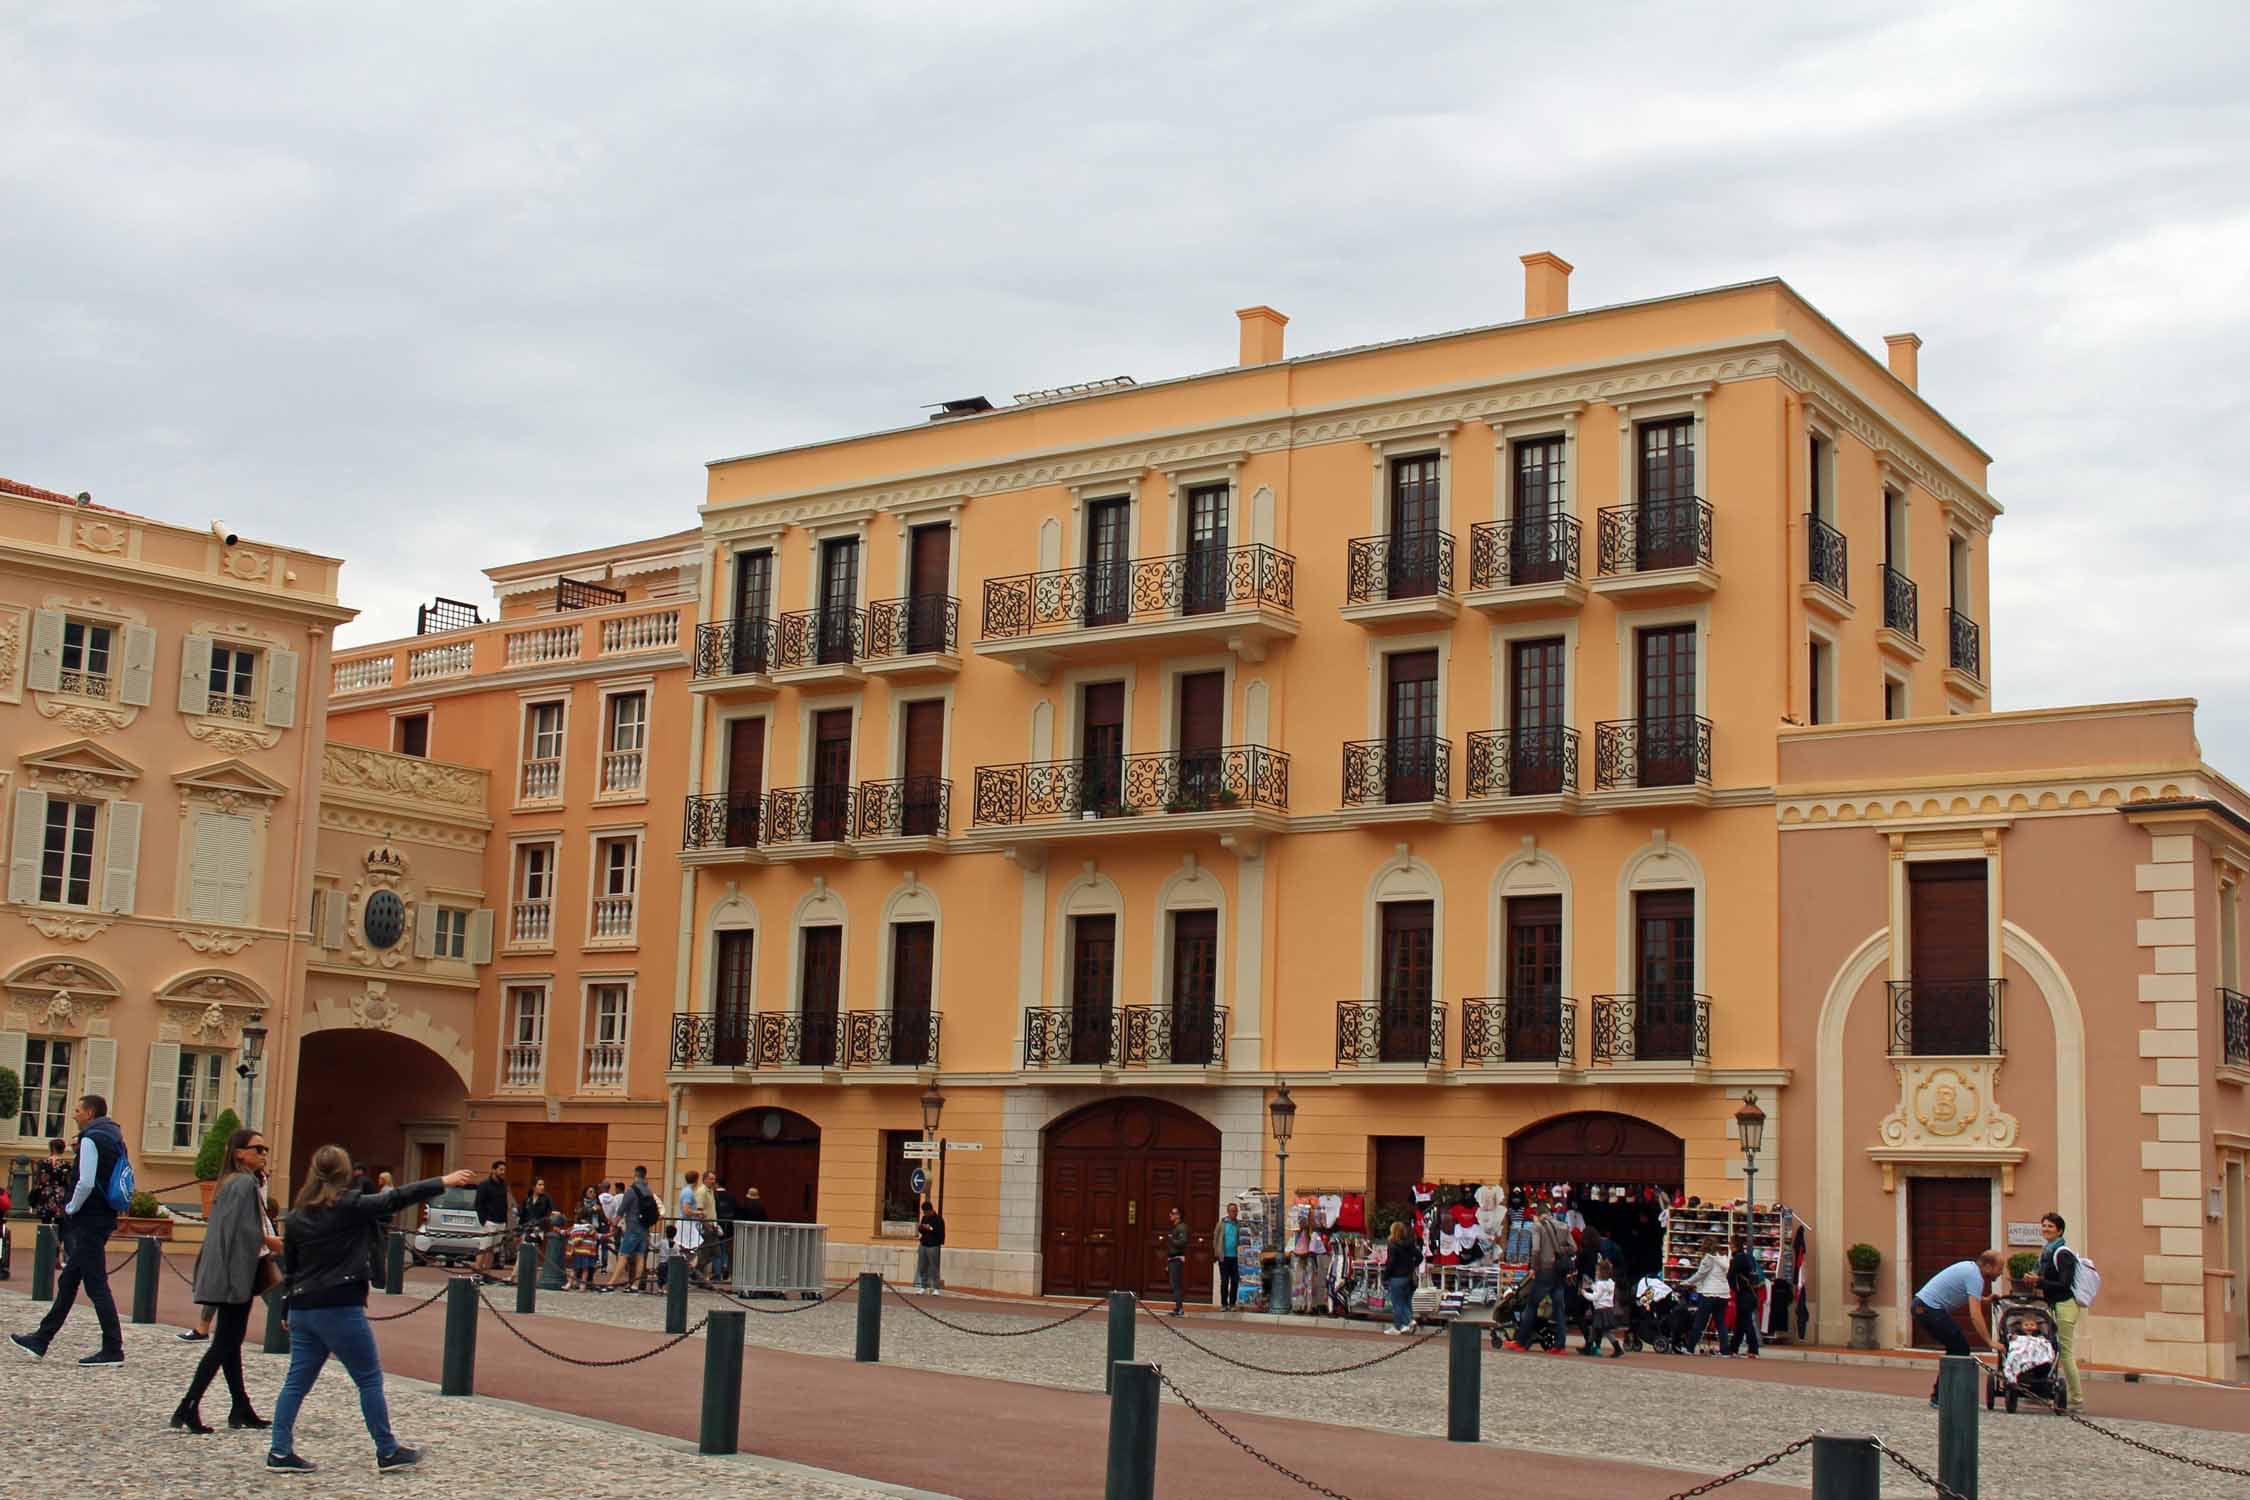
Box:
[910,1167,928,1196]
[901,1142,941,1159]
[944,1141,983,1152]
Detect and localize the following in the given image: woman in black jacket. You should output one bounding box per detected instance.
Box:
[171,1127,280,1433]
[264,1147,476,1476]
[1381,1220,1422,1333]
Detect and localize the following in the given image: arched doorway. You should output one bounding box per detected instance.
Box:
[713,1107,821,1224]
[1042,1098,1219,1301]
[291,1029,468,1194]
[1507,1112,1685,1283]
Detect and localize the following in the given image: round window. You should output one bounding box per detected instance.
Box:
[362,890,407,951]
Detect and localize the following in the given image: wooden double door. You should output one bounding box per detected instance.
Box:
[1042,1099,1220,1302]
[715,1108,822,1225]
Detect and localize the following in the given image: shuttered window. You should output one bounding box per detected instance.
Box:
[42,799,99,907]
[186,810,255,924]
[18,1038,73,1139]
[173,1050,226,1150]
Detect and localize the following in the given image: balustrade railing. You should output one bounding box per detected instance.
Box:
[408,640,475,681]
[206,692,256,722]
[681,792,760,851]
[1882,565,1919,637]
[509,900,552,946]
[1334,1000,1446,1066]
[1596,496,1714,574]
[599,748,644,795]
[1590,993,1711,1063]
[502,1044,546,1090]
[1468,515,1581,589]
[855,776,951,838]
[1592,716,1711,790]
[972,745,1287,825]
[1340,737,1450,805]
[1462,995,1576,1065]
[1886,978,2004,1057]
[868,594,959,658]
[778,606,867,668]
[1948,609,1982,679]
[520,756,562,801]
[582,1041,627,1089]
[980,543,1294,638]
[505,623,581,667]
[601,608,680,655]
[590,895,635,941]
[1806,513,1848,596]
[1346,529,1455,602]
[692,617,778,679]
[333,656,397,695]
[1465,726,1578,798]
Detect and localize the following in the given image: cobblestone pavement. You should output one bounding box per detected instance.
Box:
[0,1293,928,1500]
[496,1277,2250,1499]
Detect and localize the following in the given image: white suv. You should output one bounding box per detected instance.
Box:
[409,1186,511,1266]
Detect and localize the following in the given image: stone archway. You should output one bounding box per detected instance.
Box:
[1041,1097,1220,1301]
[289,1028,468,1192]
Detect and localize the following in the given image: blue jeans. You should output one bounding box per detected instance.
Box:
[269,1304,397,1458]
[1386,1275,1415,1330]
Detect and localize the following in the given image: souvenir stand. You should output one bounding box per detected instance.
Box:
[1660,1201,1801,1345]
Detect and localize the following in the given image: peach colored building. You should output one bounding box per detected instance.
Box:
[663,257,2000,1298]
[1777,701,2250,1379]
[322,532,699,1210]
[0,474,349,1197]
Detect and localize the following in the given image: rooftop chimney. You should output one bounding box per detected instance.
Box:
[1236,305,1288,367]
[1521,252,1573,319]
[1884,332,1922,391]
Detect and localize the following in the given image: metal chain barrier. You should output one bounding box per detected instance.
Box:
[2002,1378,2250,1480]
[160,1252,197,1285]
[689,1277,854,1315]
[475,1288,708,1366]
[106,1250,136,1275]
[883,1282,1103,1337]
[1151,1362,1361,1500]
[1871,1438,1974,1500]
[1659,1436,1814,1499]
[367,1279,463,1322]
[1137,1303,1443,1376]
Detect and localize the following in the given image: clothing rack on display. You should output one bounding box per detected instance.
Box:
[1660,1199,1802,1345]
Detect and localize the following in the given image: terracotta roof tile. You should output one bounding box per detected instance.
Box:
[0,475,137,516]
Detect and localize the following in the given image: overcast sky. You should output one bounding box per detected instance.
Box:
[6,3,2248,761]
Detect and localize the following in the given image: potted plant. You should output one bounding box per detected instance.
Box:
[115,1190,172,1242]
[1213,787,1241,807]
[0,1065,18,1135]
[193,1107,244,1219]
[1846,1242,1881,1349]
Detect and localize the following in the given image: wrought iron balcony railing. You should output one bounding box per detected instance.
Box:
[2223,987,2250,1069]
[1887,979,2004,1057]
[1462,995,1576,1065]
[1592,716,1712,790]
[972,745,1288,826]
[980,543,1295,639]
[693,616,778,679]
[1465,726,1579,798]
[778,606,866,669]
[1806,513,1848,596]
[1882,566,1918,638]
[682,792,760,851]
[556,577,626,612]
[1468,515,1582,590]
[1590,993,1711,1064]
[1341,737,1451,805]
[838,1008,941,1068]
[670,1009,935,1069]
[1346,529,1455,602]
[1024,1006,1119,1067]
[867,594,959,658]
[1948,609,1982,680]
[1335,1000,1447,1067]
[855,776,952,839]
[1597,496,1714,574]
[764,784,855,844]
[1119,1004,1227,1067]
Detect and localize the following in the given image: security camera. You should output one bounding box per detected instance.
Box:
[210,520,240,547]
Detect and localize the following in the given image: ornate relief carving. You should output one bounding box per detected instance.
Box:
[0,605,23,703]
[177,927,256,955]
[1780,779,2192,826]
[220,548,271,581]
[33,698,135,736]
[192,618,287,647]
[348,980,399,1029]
[1871,1057,2025,1192]
[3,959,120,1034]
[342,848,415,970]
[73,519,128,555]
[23,913,109,943]
[185,719,282,753]
[323,744,483,809]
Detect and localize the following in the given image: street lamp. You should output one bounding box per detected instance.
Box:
[920,1087,947,1212]
[1734,1089,1766,1229]
[1267,1081,1297,1314]
[236,1013,268,1126]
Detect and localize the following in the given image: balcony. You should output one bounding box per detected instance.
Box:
[502,1043,545,1091]
[519,756,561,803]
[974,544,1297,681]
[1803,513,1851,621]
[2221,988,2249,1074]
[1947,609,1983,687]
[1465,516,1587,614]
[333,656,398,695]
[1340,530,1458,627]
[839,1008,942,1069]
[582,1041,627,1091]
[1590,993,1711,1067]
[670,1011,837,1071]
[1887,979,2003,1057]
[1339,737,1451,822]
[206,691,256,723]
[1021,1005,1227,1069]
[762,784,855,856]
[332,601,687,700]
[599,748,644,798]
[1335,1000,1447,1069]
[1590,716,1712,806]
[1462,995,1577,1069]
[1592,497,1718,598]
[1462,726,1579,812]
[864,594,961,681]
[590,894,636,944]
[509,899,553,948]
[853,776,952,848]
[680,792,762,862]
[690,617,780,696]
[968,746,1288,851]
[1880,566,1922,661]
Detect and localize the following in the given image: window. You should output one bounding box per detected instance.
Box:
[1378,901,1435,1062]
[1511,437,1567,583]
[172,1050,226,1150]
[1808,639,1834,725]
[1067,914,1115,1065]
[1633,889,1699,1061]
[1634,625,1698,787]
[394,712,430,758]
[40,799,99,907]
[1387,454,1443,597]
[59,619,113,697]
[890,920,935,1066]
[504,986,547,1089]
[1884,678,1907,721]
[18,1038,73,1138]
[800,926,842,1066]
[511,843,556,945]
[602,692,647,794]
[880,1128,921,1227]
[584,984,628,1088]
[434,907,471,960]
[819,537,861,664]
[207,645,258,720]
[591,836,638,940]
[1636,419,1698,571]
[521,702,565,800]
[1182,484,1230,615]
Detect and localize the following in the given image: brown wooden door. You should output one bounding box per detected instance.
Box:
[732,549,773,672]
[714,930,754,1066]
[1085,499,1131,625]
[907,524,951,652]
[1909,861,1991,1054]
[1041,1100,1220,1301]
[1507,893,1563,1061]
[1182,484,1229,616]
[1637,417,1697,569]
[811,708,852,840]
[1387,454,1442,596]
[818,537,859,663]
[1385,649,1439,802]
[1176,670,1224,804]
[1080,681,1124,813]
[800,926,841,1067]
[1636,625,1697,787]
[1372,1136,1425,1213]
[1909,1178,1992,1346]
[1634,888,1697,1060]
[529,1157,582,1229]
[889,920,934,1066]
[1169,909,1218,1064]
[1511,437,1566,583]
[717,1109,820,1225]
[900,699,945,836]
[1070,914,1116,1065]
[1379,900,1434,1062]
[1510,637,1566,795]
[726,719,764,845]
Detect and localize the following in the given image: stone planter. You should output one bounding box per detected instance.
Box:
[1847,1267,1878,1349]
[113,1216,173,1242]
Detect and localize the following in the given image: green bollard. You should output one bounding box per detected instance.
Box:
[131,1236,160,1324]
[854,1271,881,1363]
[261,1287,290,1354]
[516,1241,539,1314]
[385,1231,406,1295]
[31,1223,55,1302]
[1810,1432,1880,1500]
[1103,1360,1159,1500]
[699,1309,746,1455]
[1937,1354,1980,1500]
[541,1230,568,1291]
[441,1276,478,1395]
[665,1253,689,1333]
[1105,1290,1136,1393]
[1446,1319,1480,1442]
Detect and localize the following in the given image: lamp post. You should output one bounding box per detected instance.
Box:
[1734,1089,1766,1236]
[236,1013,268,1130]
[1267,1081,1296,1315]
[920,1086,947,1213]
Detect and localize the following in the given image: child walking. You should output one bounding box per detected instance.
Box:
[1581,1257,1624,1357]
[565,1214,599,1290]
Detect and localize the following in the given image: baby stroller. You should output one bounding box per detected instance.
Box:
[1487,1276,1565,1350]
[1627,1278,1685,1353]
[1985,1298,2067,1415]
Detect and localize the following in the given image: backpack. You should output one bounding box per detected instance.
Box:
[104,1145,135,1214]
[635,1185,661,1228]
[2071,1253,2101,1308]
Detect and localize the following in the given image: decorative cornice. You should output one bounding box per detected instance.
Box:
[1779,777,2195,827]
[318,801,489,851]
[23,912,110,943]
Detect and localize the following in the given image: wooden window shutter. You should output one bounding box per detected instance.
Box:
[8,788,47,905]
[469,908,494,964]
[413,903,438,958]
[264,647,300,728]
[177,634,214,715]
[142,1040,181,1156]
[81,1035,116,1114]
[186,810,251,923]
[26,609,64,693]
[320,887,347,949]
[118,624,158,707]
[100,800,142,915]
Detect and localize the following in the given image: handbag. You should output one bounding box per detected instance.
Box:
[253,1254,283,1297]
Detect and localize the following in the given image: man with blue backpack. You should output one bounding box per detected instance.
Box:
[10,1094,130,1366]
